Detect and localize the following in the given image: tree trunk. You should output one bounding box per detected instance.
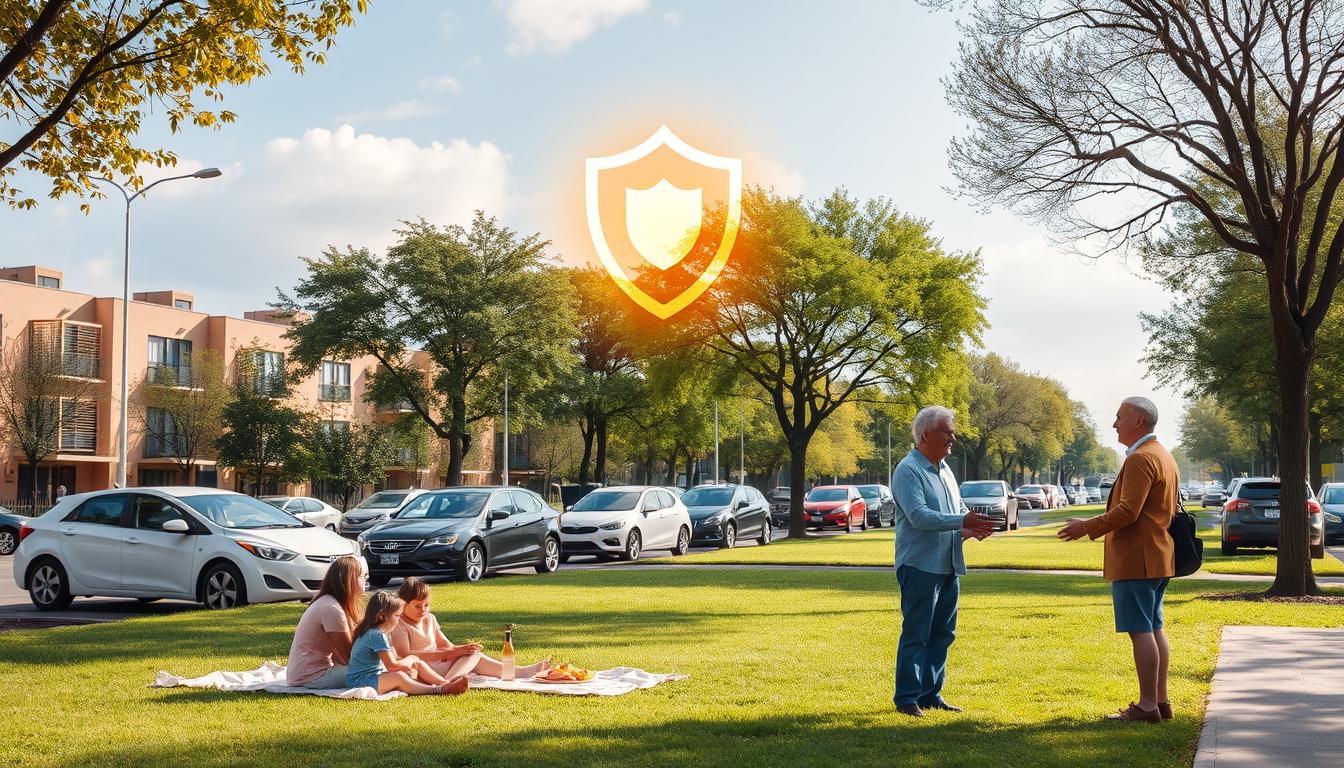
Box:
[684,450,695,488]
[1268,335,1320,596]
[577,414,595,486]
[595,418,609,485]
[1309,410,1324,491]
[787,434,808,539]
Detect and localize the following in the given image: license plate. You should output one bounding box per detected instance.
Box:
[379,553,399,565]
[1264,509,1280,519]
[810,515,823,522]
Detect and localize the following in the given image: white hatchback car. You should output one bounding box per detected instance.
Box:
[13,487,363,611]
[261,496,343,531]
[559,486,691,561]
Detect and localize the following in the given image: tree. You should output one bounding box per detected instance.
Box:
[946,1,1344,595]
[215,384,309,496]
[0,332,101,502]
[306,422,397,512]
[0,0,365,208]
[280,213,578,485]
[960,353,1042,480]
[135,347,228,484]
[686,189,986,537]
[1180,396,1255,486]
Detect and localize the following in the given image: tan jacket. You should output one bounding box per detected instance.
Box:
[1084,438,1178,581]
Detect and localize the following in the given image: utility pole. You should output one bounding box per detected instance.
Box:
[502,370,509,487]
[713,399,720,484]
[739,398,745,485]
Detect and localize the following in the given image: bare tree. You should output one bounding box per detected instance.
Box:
[945,0,1344,596]
[135,347,229,485]
[0,334,102,505]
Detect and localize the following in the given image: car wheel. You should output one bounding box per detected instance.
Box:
[1221,540,1238,556]
[757,521,772,546]
[621,529,642,561]
[860,514,868,532]
[458,542,486,582]
[1311,542,1326,559]
[28,558,73,611]
[535,536,561,574]
[721,522,737,549]
[671,526,690,556]
[0,527,17,556]
[201,562,248,610]
[368,575,391,588]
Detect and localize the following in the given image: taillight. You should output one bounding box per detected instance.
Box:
[1225,499,1250,513]
[1308,500,1322,516]
[18,524,34,545]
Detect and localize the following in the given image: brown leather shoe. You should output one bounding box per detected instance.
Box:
[1104,703,1161,723]
[896,704,925,717]
[1157,702,1173,720]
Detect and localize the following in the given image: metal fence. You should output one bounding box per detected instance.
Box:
[0,496,56,517]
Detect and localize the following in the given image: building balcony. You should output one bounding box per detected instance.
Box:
[318,383,351,402]
[248,373,288,398]
[30,320,103,380]
[144,434,187,459]
[376,399,414,413]
[147,363,193,388]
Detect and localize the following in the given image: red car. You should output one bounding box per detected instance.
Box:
[803,485,868,532]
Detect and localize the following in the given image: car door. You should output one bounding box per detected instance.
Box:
[508,491,546,561]
[637,491,668,547]
[483,492,522,567]
[747,488,769,535]
[57,494,129,589]
[121,493,198,597]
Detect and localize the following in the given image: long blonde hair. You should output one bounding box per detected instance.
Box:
[316,556,364,627]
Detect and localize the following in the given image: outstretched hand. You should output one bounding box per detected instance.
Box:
[961,510,996,539]
[961,526,991,541]
[1057,518,1088,541]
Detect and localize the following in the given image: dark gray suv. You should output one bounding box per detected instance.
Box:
[1220,478,1325,558]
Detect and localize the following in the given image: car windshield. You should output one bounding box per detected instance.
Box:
[682,487,734,506]
[394,491,491,519]
[961,482,1004,497]
[354,491,408,510]
[857,486,882,499]
[1018,486,1043,494]
[181,494,304,529]
[571,491,642,512]
[261,498,288,509]
[807,488,848,502]
[1322,487,1344,505]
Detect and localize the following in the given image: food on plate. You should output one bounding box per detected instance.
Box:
[534,662,594,682]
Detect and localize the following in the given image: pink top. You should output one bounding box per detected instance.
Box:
[390,612,445,655]
[286,595,352,686]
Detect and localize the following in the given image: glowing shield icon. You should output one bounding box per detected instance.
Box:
[586,126,742,319]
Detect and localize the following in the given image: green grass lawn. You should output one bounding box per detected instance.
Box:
[646,512,1344,576]
[2,568,1341,768]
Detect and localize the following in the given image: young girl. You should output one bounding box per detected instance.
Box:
[391,577,550,680]
[347,591,469,696]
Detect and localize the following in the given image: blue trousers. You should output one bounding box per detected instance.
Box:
[894,565,960,707]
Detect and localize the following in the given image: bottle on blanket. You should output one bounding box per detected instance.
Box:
[501,624,516,681]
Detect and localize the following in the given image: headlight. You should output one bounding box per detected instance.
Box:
[599,519,628,530]
[357,530,370,545]
[427,534,459,546]
[235,540,298,561]
[704,513,727,525]
[1326,512,1342,523]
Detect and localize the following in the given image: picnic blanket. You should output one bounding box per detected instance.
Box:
[152,661,686,700]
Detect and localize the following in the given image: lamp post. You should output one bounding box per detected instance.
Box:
[502,370,509,487]
[93,168,222,489]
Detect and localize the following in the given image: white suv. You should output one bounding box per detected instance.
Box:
[13,487,362,611]
[559,486,692,561]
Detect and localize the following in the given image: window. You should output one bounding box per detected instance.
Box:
[302,499,324,513]
[147,336,192,385]
[38,275,60,289]
[134,495,184,530]
[510,490,543,515]
[58,398,96,451]
[174,299,192,310]
[139,468,179,486]
[656,490,676,509]
[71,495,125,526]
[145,408,185,458]
[317,420,350,434]
[489,493,515,517]
[248,350,286,396]
[319,361,351,401]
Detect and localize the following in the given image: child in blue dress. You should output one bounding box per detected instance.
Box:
[348,591,468,696]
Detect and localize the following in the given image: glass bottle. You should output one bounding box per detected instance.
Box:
[501,624,516,681]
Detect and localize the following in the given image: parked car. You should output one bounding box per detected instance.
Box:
[1015,485,1048,509]
[558,486,691,562]
[857,484,897,528]
[1050,485,1070,508]
[803,485,867,532]
[362,487,560,585]
[1220,478,1325,558]
[1084,486,1102,503]
[1066,486,1089,505]
[261,496,342,531]
[681,484,772,548]
[13,488,362,611]
[338,489,426,539]
[768,486,792,527]
[1318,482,1344,545]
[958,480,1019,531]
[1201,484,1228,509]
[0,505,29,556]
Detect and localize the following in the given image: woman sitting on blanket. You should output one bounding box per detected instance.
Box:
[347,591,468,695]
[286,555,365,689]
[391,577,550,680]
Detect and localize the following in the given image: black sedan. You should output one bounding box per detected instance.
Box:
[682,484,772,548]
[360,487,561,585]
[857,484,896,528]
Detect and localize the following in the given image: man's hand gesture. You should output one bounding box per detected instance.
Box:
[1056,518,1088,541]
[961,510,996,539]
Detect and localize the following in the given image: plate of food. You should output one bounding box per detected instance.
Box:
[533,663,596,684]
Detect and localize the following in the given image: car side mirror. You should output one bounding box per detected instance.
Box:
[162,519,190,534]
[488,509,509,522]
[736,500,749,509]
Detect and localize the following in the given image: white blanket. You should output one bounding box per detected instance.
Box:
[152,661,686,699]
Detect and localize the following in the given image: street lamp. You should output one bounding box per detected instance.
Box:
[93,168,222,489]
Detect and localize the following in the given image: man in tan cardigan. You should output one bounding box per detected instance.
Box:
[1058,396,1178,724]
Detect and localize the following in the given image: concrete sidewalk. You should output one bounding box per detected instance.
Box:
[1194,626,1344,768]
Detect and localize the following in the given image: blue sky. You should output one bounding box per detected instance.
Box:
[0,0,1180,447]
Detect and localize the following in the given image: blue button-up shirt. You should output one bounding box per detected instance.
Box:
[892,448,967,575]
[1125,433,1156,456]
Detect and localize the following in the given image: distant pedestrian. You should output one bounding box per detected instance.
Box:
[890,405,996,717]
[1058,396,1179,723]
[55,485,66,500]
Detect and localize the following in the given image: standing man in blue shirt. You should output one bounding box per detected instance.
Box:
[892,405,996,717]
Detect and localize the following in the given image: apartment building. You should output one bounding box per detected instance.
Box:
[0,265,495,502]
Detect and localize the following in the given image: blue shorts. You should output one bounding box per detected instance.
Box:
[1111,577,1170,633]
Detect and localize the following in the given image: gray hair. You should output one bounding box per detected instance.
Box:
[912,405,956,443]
[1122,396,1159,429]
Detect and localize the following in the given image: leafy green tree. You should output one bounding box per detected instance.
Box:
[1179,396,1255,487]
[306,423,397,512]
[279,213,578,485]
[0,0,366,208]
[136,347,228,485]
[215,385,309,496]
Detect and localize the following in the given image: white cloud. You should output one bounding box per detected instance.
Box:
[417,75,462,93]
[499,0,649,54]
[743,151,806,197]
[331,100,445,125]
[661,11,681,26]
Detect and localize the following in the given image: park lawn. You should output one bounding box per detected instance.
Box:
[645,518,1344,576]
[2,568,1342,768]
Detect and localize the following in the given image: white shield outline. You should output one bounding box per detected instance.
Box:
[585,125,742,320]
